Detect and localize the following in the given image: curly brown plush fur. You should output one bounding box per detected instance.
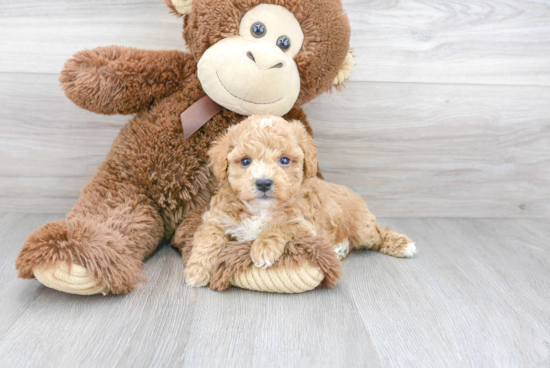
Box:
[59,46,197,115]
[16,0,351,294]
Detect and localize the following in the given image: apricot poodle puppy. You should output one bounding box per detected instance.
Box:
[184,115,416,287]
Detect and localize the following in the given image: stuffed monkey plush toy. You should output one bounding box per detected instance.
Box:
[15,0,354,294]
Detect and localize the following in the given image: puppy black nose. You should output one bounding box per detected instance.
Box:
[255,179,273,192]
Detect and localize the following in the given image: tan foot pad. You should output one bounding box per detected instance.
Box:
[230,262,324,293]
[33,261,108,295]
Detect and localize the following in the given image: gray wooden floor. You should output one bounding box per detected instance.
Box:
[1,213,548,367]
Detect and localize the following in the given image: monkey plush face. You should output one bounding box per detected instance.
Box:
[168,0,353,116]
[198,4,303,116]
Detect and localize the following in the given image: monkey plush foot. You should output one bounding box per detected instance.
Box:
[16,220,145,295]
[209,236,342,293]
[34,262,108,295]
[230,262,325,293]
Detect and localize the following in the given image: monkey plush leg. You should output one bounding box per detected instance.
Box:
[351,215,416,258]
[60,46,196,115]
[16,180,164,295]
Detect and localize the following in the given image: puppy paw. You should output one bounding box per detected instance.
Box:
[250,239,284,269]
[384,237,417,258]
[184,264,211,287]
[401,241,417,258]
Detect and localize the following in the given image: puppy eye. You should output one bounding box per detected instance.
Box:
[279,157,291,166]
[276,36,291,51]
[241,158,252,167]
[251,22,266,38]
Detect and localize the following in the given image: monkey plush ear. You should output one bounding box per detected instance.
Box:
[165,0,192,16]
[333,52,354,86]
[208,133,232,182]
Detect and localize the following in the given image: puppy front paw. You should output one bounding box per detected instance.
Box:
[250,239,285,269]
[184,264,211,287]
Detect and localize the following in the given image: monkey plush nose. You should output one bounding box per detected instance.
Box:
[247,51,284,69]
[245,43,286,70]
[255,179,273,192]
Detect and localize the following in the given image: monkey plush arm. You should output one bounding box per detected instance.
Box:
[60,45,196,115]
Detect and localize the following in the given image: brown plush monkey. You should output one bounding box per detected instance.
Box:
[15,0,353,294]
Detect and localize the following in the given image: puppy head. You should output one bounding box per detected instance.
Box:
[208,115,317,206]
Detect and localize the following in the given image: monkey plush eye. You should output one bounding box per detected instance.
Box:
[241,158,252,167]
[279,157,291,166]
[276,36,291,51]
[251,22,266,38]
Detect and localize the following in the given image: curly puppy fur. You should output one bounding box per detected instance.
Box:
[184,116,416,287]
[16,0,350,294]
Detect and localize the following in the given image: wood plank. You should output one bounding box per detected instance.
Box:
[346,0,550,86]
[0,73,126,212]
[305,81,550,218]
[341,217,550,367]
[1,214,548,366]
[0,0,187,75]
[179,286,381,367]
[1,73,549,217]
[1,0,550,86]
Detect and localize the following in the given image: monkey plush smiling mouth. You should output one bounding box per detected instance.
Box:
[184,116,417,287]
[198,4,304,116]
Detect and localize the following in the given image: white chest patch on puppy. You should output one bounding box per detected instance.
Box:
[222,208,272,242]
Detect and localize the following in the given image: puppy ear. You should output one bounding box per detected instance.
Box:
[208,132,232,182]
[294,122,318,179]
